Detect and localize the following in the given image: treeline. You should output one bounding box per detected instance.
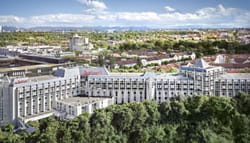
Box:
[119,40,250,57]
[1,32,249,57]
[0,32,71,47]
[0,93,250,143]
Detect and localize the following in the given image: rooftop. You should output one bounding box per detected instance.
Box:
[12,75,58,85]
[0,57,44,68]
[115,59,137,65]
[193,58,210,68]
[109,72,143,77]
[219,73,250,80]
[181,58,221,71]
[0,63,62,73]
[79,66,109,76]
[88,72,189,80]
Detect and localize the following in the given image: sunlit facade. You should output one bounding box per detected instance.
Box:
[0,59,249,126]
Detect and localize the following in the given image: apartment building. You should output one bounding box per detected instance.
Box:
[83,59,249,104]
[0,67,80,124]
[0,59,249,126]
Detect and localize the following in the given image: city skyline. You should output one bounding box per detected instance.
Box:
[0,0,250,28]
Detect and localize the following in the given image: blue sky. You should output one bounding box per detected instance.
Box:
[0,0,250,28]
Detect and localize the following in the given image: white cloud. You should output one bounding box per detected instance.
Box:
[77,0,107,13]
[29,14,95,26]
[0,15,24,24]
[0,4,249,28]
[196,4,235,18]
[164,6,175,12]
[30,14,94,23]
[116,12,159,21]
[157,4,249,27]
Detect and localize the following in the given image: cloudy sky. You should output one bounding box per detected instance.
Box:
[0,0,250,28]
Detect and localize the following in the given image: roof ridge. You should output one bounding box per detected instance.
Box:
[194,58,209,68]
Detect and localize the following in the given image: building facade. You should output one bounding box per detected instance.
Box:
[0,59,249,126]
[83,59,249,104]
[54,97,113,119]
[69,34,93,51]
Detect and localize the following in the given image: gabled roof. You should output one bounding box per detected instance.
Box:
[193,59,210,68]
[115,59,137,65]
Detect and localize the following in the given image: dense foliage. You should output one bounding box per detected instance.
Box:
[1,32,250,57]
[0,92,249,143]
[118,40,250,57]
[0,32,71,47]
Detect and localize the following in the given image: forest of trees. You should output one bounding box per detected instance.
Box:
[0,92,249,143]
[118,40,250,57]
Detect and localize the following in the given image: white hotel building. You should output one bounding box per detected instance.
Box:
[0,59,249,126]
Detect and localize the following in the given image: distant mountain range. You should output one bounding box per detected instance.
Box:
[1,25,249,32]
[1,25,157,32]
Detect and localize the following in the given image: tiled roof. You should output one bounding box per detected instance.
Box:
[127,50,158,56]
[79,66,109,76]
[145,55,170,61]
[154,63,179,71]
[115,59,137,65]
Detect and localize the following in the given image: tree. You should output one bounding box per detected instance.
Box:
[1,93,249,143]
[159,100,189,124]
[128,103,149,132]
[126,103,149,143]
[77,113,91,143]
[147,126,166,143]
[234,92,250,115]
[232,114,250,143]
[26,121,41,143]
[184,96,208,122]
[129,129,149,143]
[39,121,59,143]
[57,122,72,143]
[143,100,160,126]
[201,128,234,143]
[0,123,20,142]
[90,110,115,143]
[108,105,133,133]
[179,45,186,51]
[159,100,172,124]
[200,96,236,126]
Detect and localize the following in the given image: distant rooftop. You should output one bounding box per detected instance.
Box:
[0,63,61,73]
[0,57,44,68]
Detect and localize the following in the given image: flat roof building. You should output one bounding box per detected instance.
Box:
[69,34,93,51]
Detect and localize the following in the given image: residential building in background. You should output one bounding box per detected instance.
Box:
[69,34,94,51]
[201,54,250,73]
[0,45,75,58]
